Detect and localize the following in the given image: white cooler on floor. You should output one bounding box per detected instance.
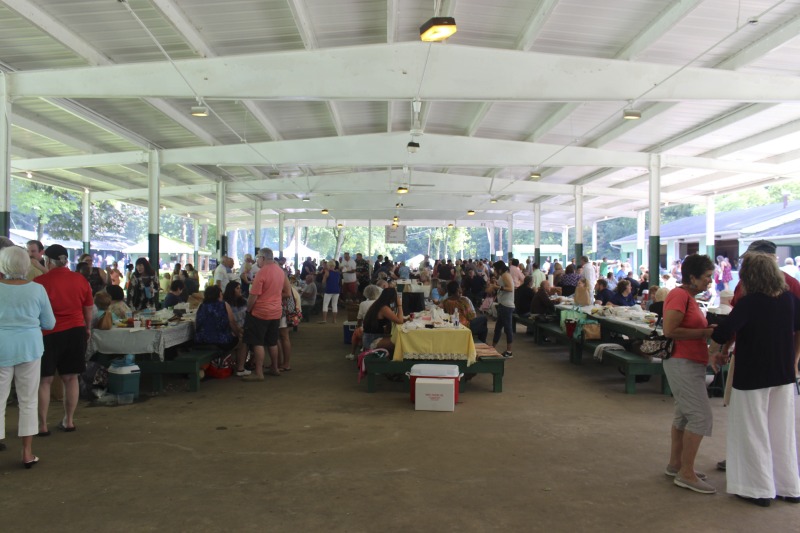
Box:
[414,378,456,412]
[408,364,461,407]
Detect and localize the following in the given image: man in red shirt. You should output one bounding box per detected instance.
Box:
[242,248,291,381]
[35,244,93,434]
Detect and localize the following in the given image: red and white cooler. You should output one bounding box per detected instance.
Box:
[407,364,462,404]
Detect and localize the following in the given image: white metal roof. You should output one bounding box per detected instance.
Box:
[2,0,800,230]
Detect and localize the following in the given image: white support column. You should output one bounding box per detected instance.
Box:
[254,200,262,254]
[278,213,285,258]
[294,219,300,274]
[636,210,646,273]
[488,223,495,258]
[706,196,716,260]
[561,226,569,263]
[216,181,226,258]
[534,203,541,266]
[368,219,372,274]
[591,221,598,258]
[648,154,662,275]
[193,219,200,269]
[148,150,160,265]
[508,216,514,260]
[82,190,90,253]
[574,185,584,260]
[0,74,9,237]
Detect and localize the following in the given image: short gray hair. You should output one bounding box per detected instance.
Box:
[363,284,382,300]
[257,247,274,260]
[0,246,31,279]
[0,236,15,250]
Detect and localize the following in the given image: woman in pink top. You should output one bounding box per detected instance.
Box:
[662,254,717,495]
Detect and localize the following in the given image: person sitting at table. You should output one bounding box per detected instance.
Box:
[300,274,318,322]
[594,278,615,305]
[649,286,670,318]
[194,285,242,362]
[557,264,581,297]
[608,279,637,307]
[222,281,250,376]
[462,268,487,309]
[163,279,185,308]
[441,281,488,343]
[347,284,382,360]
[605,271,618,291]
[532,280,561,315]
[573,278,593,306]
[106,285,132,321]
[91,291,112,329]
[361,287,405,353]
[552,262,564,287]
[159,272,171,294]
[430,281,446,305]
[514,275,535,318]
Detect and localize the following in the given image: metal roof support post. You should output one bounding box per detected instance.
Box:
[278,213,285,258]
[0,75,10,238]
[148,150,160,267]
[561,226,569,263]
[591,221,598,260]
[705,196,715,260]
[508,216,514,261]
[648,154,662,277]
[193,219,199,272]
[82,190,90,254]
[254,200,262,255]
[294,219,299,275]
[216,181,226,259]
[636,210,646,274]
[574,186,583,261]
[533,203,541,267]
[368,219,372,275]
[489,223,495,258]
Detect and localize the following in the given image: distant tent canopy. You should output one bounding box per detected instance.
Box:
[280,242,321,261]
[122,235,210,256]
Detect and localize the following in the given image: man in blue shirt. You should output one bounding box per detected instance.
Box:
[594,278,615,305]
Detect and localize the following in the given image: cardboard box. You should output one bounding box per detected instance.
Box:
[414,378,456,412]
[408,364,460,404]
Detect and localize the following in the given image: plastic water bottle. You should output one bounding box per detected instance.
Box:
[453,309,459,325]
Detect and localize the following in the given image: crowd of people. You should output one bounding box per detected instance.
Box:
[2,236,799,510]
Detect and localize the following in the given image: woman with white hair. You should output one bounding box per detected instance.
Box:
[0,246,56,469]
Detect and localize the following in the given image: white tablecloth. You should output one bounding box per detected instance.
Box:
[87,321,195,361]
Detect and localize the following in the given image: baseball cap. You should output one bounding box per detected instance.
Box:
[44,244,69,260]
[746,240,777,254]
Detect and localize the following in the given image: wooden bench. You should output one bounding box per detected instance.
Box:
[363,355,506,393]
[137,345,220,393]
[602,348,671,395]
[512,313,537,334]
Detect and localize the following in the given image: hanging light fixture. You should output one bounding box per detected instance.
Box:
[190,97,208,117]
[407,141,420,153]
[397,186,409,194]
[393,215,399,222]
[321,208,329,215]
[302,197,310,202]
[420,17,457,42]
[448,223,454,228]
[467,209,475,216]
[26,171,33,179]
[622,101,641,120]
[337,223,343,228]
[529,171,542,180]
[490,198,498,204]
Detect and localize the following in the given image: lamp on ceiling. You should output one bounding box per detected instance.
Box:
[529,171,542,180]
[190,98,208,117]
[467,209,475,216]
[490,198,498,204]
[420,16,457,42]
[393,215,399,222]
[397,186,409,194]
[337,223,343,228]
[302,196,310,202]
[321,208,329,215]
[407,141,420,153]
[623,101,641,120]
[448,223,454,228]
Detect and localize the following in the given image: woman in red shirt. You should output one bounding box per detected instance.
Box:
[662,254,717,494]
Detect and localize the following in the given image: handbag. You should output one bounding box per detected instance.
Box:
[581,321,601,340]
[631,330,674,360]
[283,290,303,327]
[96,311,113,330]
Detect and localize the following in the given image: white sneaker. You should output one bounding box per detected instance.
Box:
[235,369,252,377]
[345,353,355,361]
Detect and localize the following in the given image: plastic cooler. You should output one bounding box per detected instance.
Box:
[414,378,456,412]
[407,364,461,404]
[343,321,358,344]
[107,364,141,400]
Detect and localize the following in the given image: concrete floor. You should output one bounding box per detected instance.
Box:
[2,321,798,532]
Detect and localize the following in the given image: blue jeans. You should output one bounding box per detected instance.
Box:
[493,304,514,346]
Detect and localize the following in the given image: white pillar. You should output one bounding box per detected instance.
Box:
[648,154,662,275]
[561,226,569,263]
[254,200,262,254]
[574,186,584,261]
[636,210,646,272]
[534,203,541,265]
[591,221,598,258]
[0,74,10,237]
[508,216,514,259]
[294,219,300,273]
[278,213,285,258]
[216,181,226,258]
[488,223,495,257]
[193,219,200,269]
[706,196,716,259]
[148,150,160,265]
[82,190,90,253]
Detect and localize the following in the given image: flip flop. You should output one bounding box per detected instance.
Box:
[279,367,292,371]
[36,431,51,437]
[57,423,76,433]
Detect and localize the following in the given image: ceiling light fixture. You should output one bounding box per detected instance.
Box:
[393,215,399,222]
[407,141,420,153]
[448,223,454,228]
[190,98,208,117]
[420,16,457,42]
[529,171,542,180]
[623,109,642,120]
[397,186,409,194]
[337,223,343,228]
[321,208,329,215]
[26,171,32,179]
[490,198,498,204]
[302,197,310,202]
[467,209,475,216]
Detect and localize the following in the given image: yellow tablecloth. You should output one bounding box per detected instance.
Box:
[391,324,477,365]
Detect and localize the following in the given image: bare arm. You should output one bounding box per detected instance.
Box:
[378,305,405,325]
[282,276,291,299]
[83,306,94,339]
[225,302,242,338]
[662,309,714,340]
[246,293,258,313]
